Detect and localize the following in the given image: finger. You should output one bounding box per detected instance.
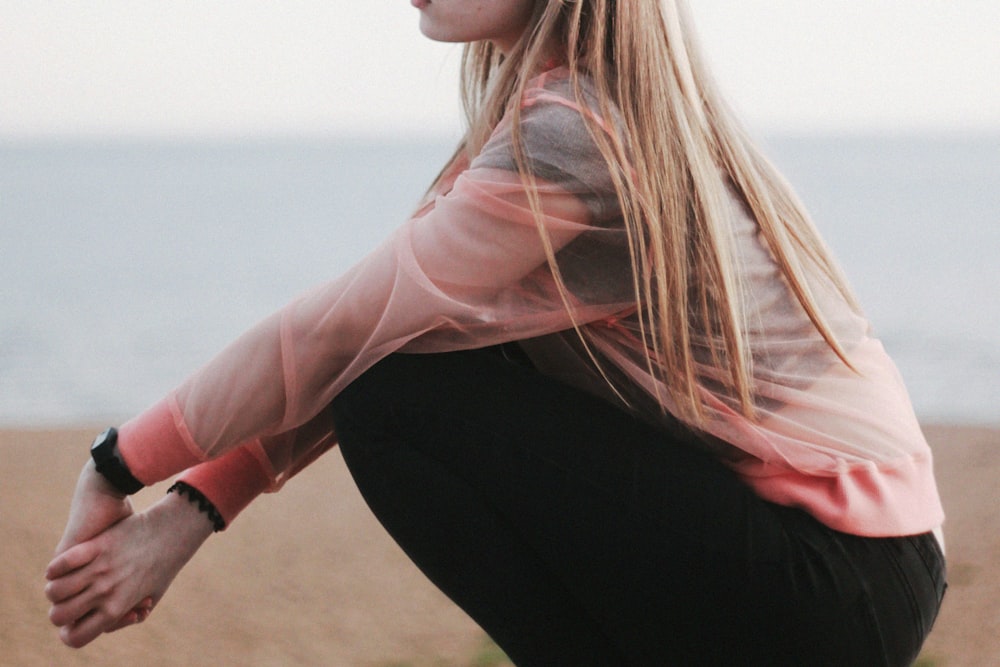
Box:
[106,597,154,633]
[58,598,128,649]
[106,611,139,633]
[49,588,99,628]
[46,541,100,580]
[45,566,95,604]
[59,610,109,649]
[48,571,115,628]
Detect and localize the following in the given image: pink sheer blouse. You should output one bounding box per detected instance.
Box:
[118,68,943,538]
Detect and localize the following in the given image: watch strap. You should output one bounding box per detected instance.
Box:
[91,427,145,495]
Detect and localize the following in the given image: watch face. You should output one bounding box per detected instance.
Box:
[91,427,116,453]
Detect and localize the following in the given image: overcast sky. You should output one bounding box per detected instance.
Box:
[2,1,998,139]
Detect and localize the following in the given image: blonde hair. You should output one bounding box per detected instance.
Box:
[439,0,859,426]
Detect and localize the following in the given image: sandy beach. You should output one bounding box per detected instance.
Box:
[2,424,996,666]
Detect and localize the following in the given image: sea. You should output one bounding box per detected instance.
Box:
[1,133,998,427]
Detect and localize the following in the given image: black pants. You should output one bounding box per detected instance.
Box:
[328,347,946,666]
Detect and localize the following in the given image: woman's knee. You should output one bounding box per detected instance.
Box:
[329,352,446,458]
[331,348,501,422]
[331,353,418,421]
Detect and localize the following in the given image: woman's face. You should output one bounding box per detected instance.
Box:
[411,0,537,55]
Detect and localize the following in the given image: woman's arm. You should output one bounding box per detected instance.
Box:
[45,69,631,646]
[116,170,616,489]
[115,70,630,512]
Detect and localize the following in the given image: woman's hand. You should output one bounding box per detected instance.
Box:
[45,491,215,648]
[53,460,135,558]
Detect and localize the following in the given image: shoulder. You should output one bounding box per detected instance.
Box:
[476,67,615,170]
[520,67,613,130]
[466,67,621,220]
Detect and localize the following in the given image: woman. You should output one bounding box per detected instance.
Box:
[46,2,946,664]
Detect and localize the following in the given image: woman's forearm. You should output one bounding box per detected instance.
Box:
[152,489,217,553]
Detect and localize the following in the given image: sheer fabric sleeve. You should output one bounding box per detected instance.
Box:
[117,70,634,499]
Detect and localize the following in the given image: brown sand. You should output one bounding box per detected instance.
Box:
[1,424,996,666]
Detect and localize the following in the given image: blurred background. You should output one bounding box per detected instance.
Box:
[2,1,998,426]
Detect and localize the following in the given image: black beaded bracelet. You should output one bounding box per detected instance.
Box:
[167,481,226,532]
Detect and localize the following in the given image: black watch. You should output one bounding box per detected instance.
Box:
[90,427,144,495]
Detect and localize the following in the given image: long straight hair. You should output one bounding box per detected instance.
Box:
[435,0,860,426]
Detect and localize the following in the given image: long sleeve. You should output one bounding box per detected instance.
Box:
[117,68,633,507]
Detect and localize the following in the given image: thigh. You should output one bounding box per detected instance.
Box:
[331,348,786,663]
[332,402,629,666]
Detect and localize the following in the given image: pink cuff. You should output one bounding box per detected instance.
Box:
[176,446,273,527]
[118,398,205,485]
